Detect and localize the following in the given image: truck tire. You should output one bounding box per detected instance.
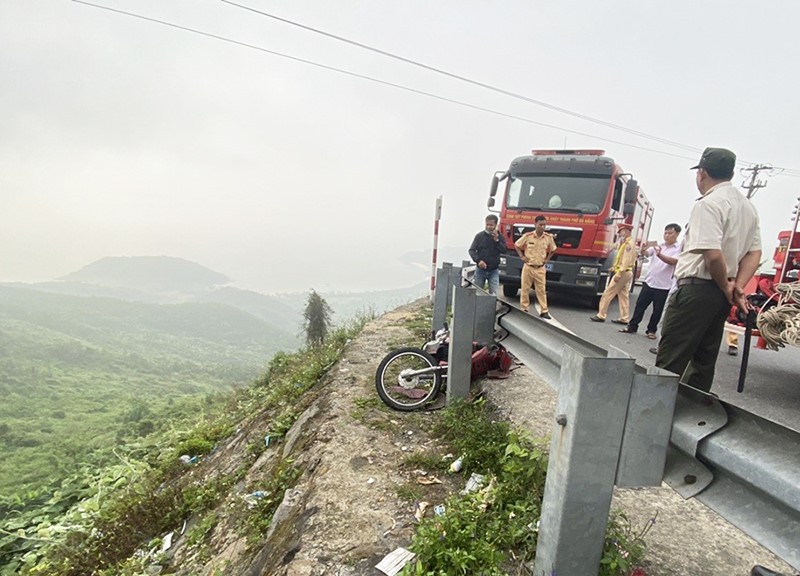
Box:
[502,284,518,298]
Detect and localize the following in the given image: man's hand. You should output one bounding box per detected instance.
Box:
[478,260,487,269]
[491,231,499,242]
[732,284,750,314]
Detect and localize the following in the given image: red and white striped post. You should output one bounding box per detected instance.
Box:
[430,196,443,302]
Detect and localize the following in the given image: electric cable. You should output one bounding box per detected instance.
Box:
[70,1,698,161]
[220,0,703,154]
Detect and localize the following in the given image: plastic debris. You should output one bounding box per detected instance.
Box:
[433,504,445,516]
[161,531,174,552]
[449,456,464,473]
[178,455,192,465]
[367,477,376,485]
[264,435,271,447]
[414,501,429,522]
[375,547,416,576]
[243,490,267,508]
[461,472,486,494]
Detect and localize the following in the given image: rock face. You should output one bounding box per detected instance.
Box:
[162,299,793,576]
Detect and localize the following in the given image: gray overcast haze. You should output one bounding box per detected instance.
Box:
[2,0,799,293]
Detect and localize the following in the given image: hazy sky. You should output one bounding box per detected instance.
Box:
[2,0,799,293]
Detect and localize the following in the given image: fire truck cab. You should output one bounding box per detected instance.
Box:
[488,149,654,304]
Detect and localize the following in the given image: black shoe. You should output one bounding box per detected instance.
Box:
[649,347,658,355]
[540,312,552,320]
[728,345,738,356]
[611,319,627,325]
[618,327,636,334]
[750,565,797,576]
[589,316,605,322]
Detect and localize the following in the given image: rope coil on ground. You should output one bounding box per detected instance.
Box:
[756,281,800,350]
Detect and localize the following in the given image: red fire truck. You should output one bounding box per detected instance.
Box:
[487,149,654,305]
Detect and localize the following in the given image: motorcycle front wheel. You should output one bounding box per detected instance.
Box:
[375,347,443,411]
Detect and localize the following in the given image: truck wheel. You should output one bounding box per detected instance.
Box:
[502,284,518,298]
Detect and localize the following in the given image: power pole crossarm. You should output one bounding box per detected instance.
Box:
[740,164,773,199]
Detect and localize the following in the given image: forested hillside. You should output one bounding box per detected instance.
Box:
[0,255,427,502]
[0,285,299,497]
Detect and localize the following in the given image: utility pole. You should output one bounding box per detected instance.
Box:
[740,164,773,199]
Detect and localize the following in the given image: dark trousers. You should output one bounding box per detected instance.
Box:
[628,283,670,334]
[655,284,730,392]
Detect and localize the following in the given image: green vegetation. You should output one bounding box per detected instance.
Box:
[0,285,299,498]
[302,289,333,347]
[401,400,648,576]
[0,313,372,575]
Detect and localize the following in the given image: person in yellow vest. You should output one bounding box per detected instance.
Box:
[515,215,557,319]
[590,223,637,323]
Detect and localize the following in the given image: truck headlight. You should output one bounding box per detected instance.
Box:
[579,266,598,275]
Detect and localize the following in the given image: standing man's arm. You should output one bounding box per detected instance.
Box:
[702,249,731,300]
[655,248,679,266]
[468,234,481,265]
[495,233,508,253]
[515,235,528,263]
[732,250,763,311]
[544,236,556,263]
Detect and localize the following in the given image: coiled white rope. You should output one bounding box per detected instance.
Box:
[755,281,800,350]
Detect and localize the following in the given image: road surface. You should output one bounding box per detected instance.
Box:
[499,287,800,432]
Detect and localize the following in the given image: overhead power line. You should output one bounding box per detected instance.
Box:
[72,1,800,176]
[218,1,800,178]
[70,0,697,160]
[220,0,702,154]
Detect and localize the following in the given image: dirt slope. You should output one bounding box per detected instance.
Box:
[160,298,792,576]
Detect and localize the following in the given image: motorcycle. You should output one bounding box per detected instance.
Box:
[374,326,449,412]
[374,325,512,411]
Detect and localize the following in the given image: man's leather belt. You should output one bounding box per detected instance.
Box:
[677,277,715,287]
[527,263,544,268]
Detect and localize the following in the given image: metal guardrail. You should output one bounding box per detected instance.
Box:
[495,302,800,570]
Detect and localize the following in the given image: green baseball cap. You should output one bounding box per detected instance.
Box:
[690,147,736,174]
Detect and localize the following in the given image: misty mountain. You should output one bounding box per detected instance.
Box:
[61,255,229,293]
[10,256,429,330]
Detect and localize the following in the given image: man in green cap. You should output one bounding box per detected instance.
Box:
[655,147,762,393]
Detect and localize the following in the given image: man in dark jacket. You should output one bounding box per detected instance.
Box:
[469,214,508,295]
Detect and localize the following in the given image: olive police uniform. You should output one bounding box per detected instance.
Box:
[656,180,760,391]
[656,147,761,392]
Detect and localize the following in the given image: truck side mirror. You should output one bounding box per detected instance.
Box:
[487,197,496,208]
[489,175,499,198]
[624,179,638,204]
[623,202,635,216]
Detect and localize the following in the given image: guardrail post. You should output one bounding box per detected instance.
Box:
[431,263,453,336]
[474,291,496,346]
[615,366,679,487]
[447,285,476,402]
[534,346,636,576]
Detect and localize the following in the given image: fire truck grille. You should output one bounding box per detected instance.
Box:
[512,225,583,249]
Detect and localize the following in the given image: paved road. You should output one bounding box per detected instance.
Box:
[500,287,800,432]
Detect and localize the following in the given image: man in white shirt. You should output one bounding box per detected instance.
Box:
[619,223,682,339]
[656,147,761,393]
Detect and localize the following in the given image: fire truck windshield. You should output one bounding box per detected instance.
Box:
[506,174,610,214]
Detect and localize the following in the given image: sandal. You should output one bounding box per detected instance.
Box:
[646,332,657,339]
